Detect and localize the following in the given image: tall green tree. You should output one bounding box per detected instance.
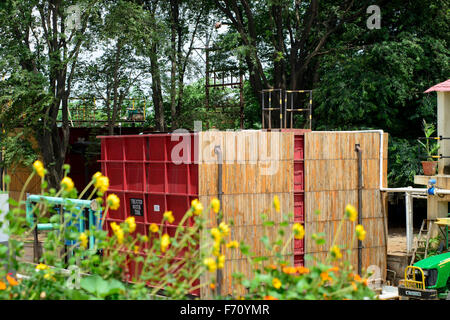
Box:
[212,0,382,98]
[0,0,101,188]
[76,0,149,134]
[312,0,449,186]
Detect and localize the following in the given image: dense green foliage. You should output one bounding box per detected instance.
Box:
[0,0,449,187]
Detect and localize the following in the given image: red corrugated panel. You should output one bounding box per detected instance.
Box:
[294,162,304,191]
[125,163,144,192]
[294,135,304,159]
[294,238,304,255]
[293,132,305,267]
[99,133,199,295]
[294,192,304,223]
[105,163,124,191]
[294,254,304,267]
[124,137,144,161]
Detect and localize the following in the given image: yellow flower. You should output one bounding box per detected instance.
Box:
[134,245,140,254]
[79,232,88,249]
[345,204,357,222]
[272,277,282,289]
[35,263,49,271]
[210,283,216,290]
[61,176,74,192]
[95,176,109,193]
[210,198,220,214]
[330,245,342,260]
[213,240,221,256]
[106,194,120,210]
[292,223,305,240]
[226,240,239,249]
[328,266,339,273]
[273,195,280,212]
[267,264,277,270]
[0,281,5,290]
[163,211,174,224]
[351,281,358,291]
[6,275,18,286]
[43,271,56,281]
[161,233,170,253]
[219,222,230,237]
[33,160,45,178]
[355,224,366,241]
[217,254,225,269]
[203,257,217,272]
[111,222,124,244]
[320,272,332,283]
[115,228,124,244]
[125,216,136,233]
[353,274,363,282]
[296,266,310,274]
[263,295,278,300]
[211,227,221,241]
[191,199,204,215]
[110,222,119,232]
[149,223,159,233]
[92,172,102,181]
[282,266,297,274]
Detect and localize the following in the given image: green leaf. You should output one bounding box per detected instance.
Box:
[80,275,125,299]
[263,221,275,227]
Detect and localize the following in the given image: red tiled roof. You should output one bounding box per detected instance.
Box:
[425,79,450,93]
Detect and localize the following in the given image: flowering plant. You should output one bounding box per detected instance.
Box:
[0,161,376,300]
[229,202,376,300]
[0,161,220,300]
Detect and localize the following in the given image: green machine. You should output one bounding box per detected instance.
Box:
[398,217,450,300]
[398,252,450,299]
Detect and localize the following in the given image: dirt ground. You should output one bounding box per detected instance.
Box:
[388,227,419,255]
[388,228,407,255]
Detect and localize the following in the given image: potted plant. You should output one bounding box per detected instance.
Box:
[418,119,440,176]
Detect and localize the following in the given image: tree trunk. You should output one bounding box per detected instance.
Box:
[150,41,165,132]
[169,0,179,129]
[110,40,123,135]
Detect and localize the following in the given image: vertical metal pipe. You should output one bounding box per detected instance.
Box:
[214,145,223,296]
[405,192,413,254]
[205,48,210,111]
[290,92,294,128]
[355,144,362,275]
[261,91,265,129]
[269,91,272,130]
[284,91,287,129]
[240,73,244,129]
[309,91,312,129]
[279,90,283,129]
[33,211,40,263]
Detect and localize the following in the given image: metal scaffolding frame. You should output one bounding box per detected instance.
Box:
[261,89,312,129]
